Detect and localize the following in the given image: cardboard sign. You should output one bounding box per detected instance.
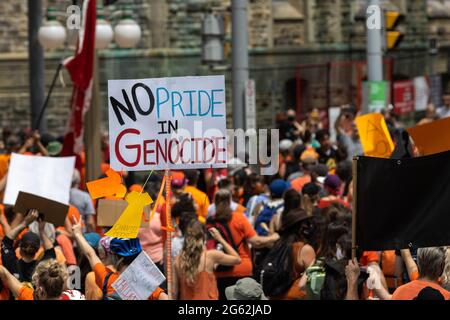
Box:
[407,117,450,156]
[108,75,227,171]
[97,199,152,228]
[355,113,395,158]
[4,153,75,205]
[112,251,166,300]
[14,192,68,227]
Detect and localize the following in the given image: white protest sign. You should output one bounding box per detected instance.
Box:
[112,251,166,300]
[3,153,75,205]
[414,76,429,112]
[108,75,227,171]
[329,106,341,143]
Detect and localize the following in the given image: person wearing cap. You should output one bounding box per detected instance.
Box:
[71,217,168,300]
[1,210,56,283]
[290,147,319,193]
[317,174,350,209]
[225,277,268,300]
[268,208,316,300]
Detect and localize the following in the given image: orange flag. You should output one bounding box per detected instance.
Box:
[407,117,450,156]
[86,168,127,199]
[355,113,395,158]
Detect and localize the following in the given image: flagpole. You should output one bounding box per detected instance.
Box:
[33,62,63,131]
[164,169,174,299]
[351,157,358,260]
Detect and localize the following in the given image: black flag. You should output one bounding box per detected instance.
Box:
[356,150,450,251]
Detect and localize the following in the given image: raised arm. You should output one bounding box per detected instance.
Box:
[0,265,22,298]
[6,210,38,241]
[208,227,241,266]
[400,248,419,280]
[32,131,49,157]
[72,217,101,269]
[38,219,54,251]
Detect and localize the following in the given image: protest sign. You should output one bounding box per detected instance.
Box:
[14,192,68,227]
[112,251,166,300]
[328,107,341,143]
[4,154,75,205]
[393,80,415,115]
[414,77,429,112]
[86,168,126,199]
[105,191,153,239]
[407,117,450,156]
[96,198,152,228]
[108,75,227,171]
[355,150,450,250]
[355,113,394,158]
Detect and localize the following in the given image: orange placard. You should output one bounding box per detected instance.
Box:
[86,168,127,199]
[407,117,450,156]
[355,113,395,158]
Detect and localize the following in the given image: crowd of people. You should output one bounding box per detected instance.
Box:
[1,97,450,301]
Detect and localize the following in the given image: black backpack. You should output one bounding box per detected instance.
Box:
[205,218,241,272]
[260,241,293,297]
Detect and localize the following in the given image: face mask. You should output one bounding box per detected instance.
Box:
[336,247,345,260]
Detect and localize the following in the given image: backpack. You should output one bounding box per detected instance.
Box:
[205,219,241,272]
[254,202,283,236]
[305,258,326,300]
[260,241,293,297]
[102,272,122,300]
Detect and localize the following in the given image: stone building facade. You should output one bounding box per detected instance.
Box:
[0,0,449,134]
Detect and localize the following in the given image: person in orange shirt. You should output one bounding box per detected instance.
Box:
[184,170,210,223]
[71,217,168,300]
[0,259,82,300]
[391,247,450,300]
[210,189,280,300]
[290,148,318,193]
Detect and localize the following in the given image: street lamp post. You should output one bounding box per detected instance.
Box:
[28,0,46,133]
[365,0,384,114]
[231,0,249,130]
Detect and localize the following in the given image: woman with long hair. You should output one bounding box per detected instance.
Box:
[173,220,241,300]
[267,208,317,300]
[270,189,301,233]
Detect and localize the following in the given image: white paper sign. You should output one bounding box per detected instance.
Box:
[3,153,75,206]
[112,251,166,300]
[108,75,227,171]
[414,76,429,112]
[329,106,341,143]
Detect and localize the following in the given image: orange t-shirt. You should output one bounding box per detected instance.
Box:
[391,280,450,300]
[290,175,311,193]
[214,211,257,278]
[93,263,164,300]
[18,285,34,300]
[185,186,210,222]
[85,271,103,300]
[360,251,379,266]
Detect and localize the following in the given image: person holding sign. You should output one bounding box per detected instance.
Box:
[1,210,56,282]
[71,217,168,300]
[173,220,241,300]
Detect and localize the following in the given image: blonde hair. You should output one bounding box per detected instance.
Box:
[179,220,206,285]
[443,248,450,286]
[32,259,68,299]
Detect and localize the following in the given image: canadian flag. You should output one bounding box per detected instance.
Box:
[61,0,96,158]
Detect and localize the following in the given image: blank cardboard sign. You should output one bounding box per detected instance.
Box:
[14,191,69,227]
[97,199,151,228]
